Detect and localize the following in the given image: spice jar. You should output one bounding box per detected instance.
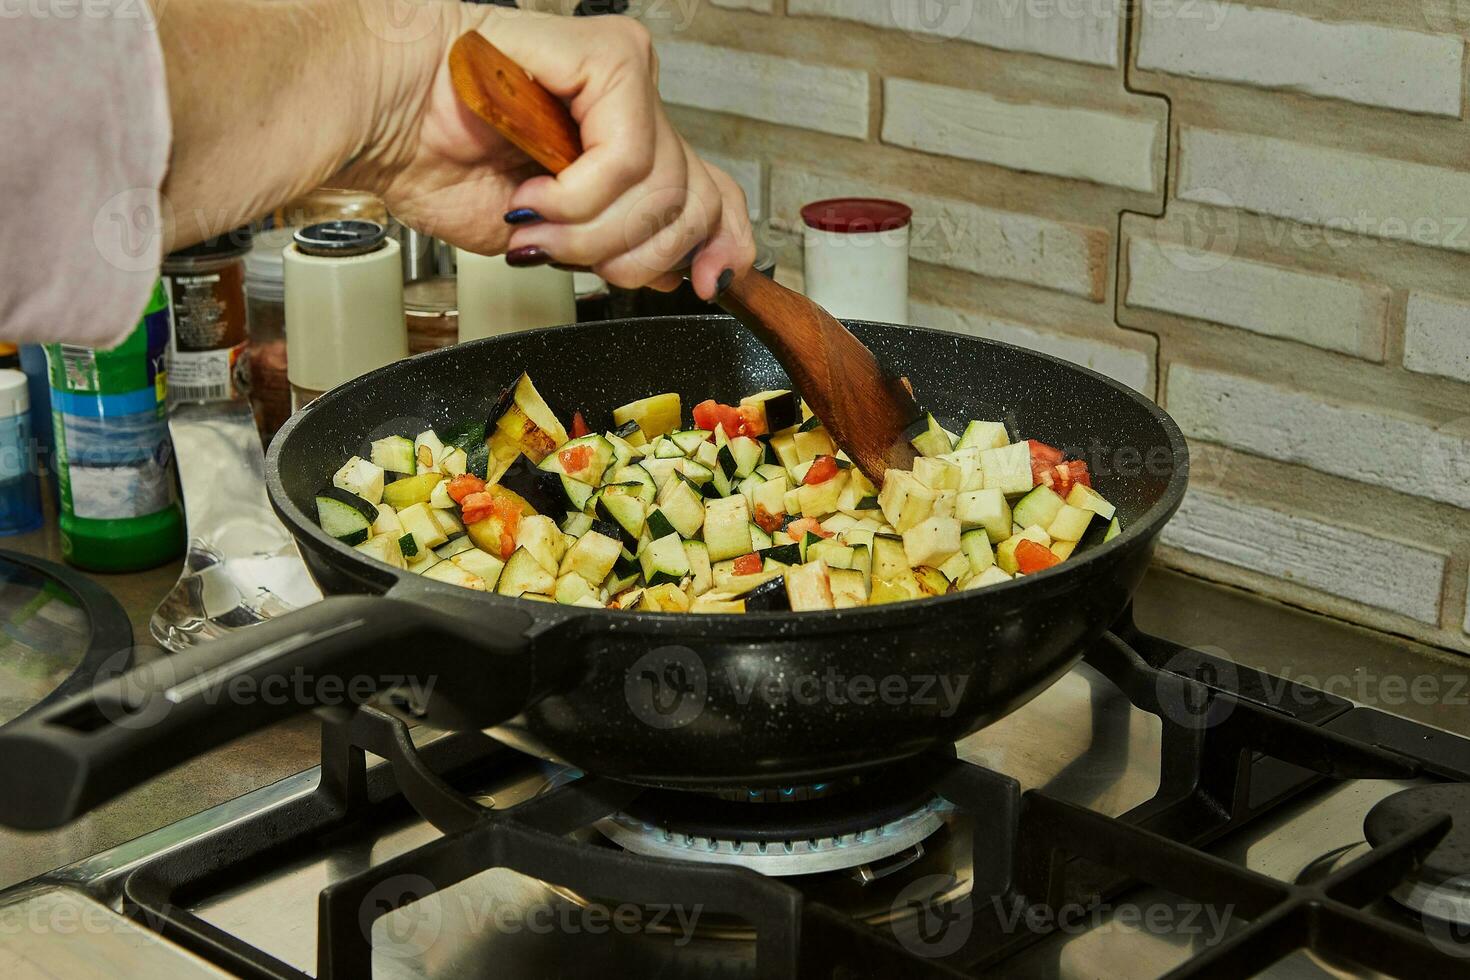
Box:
[162,228,253,403]
[800,198,911,323]
[403,277,459,355]
[285,221,405,410]
[243,227,296,442]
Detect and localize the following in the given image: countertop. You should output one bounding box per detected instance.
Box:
[0,509,320,889]
[0,515,1464,890]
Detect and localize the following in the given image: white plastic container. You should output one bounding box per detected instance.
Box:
[800,198,912,323]
[456,250,576,341]
[284,221,405,409]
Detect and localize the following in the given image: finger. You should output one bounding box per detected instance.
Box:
[689,163,756,300]
[592,147,725,288]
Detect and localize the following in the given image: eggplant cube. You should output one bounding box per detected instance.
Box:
[878,471,939,533]
[979,443,1033,495]
[560,530,622,584]
[333,456,385,505]
[784,560,835,611]
[903,516,961,568]
[518,515,567,574]
[955,488,1011,542]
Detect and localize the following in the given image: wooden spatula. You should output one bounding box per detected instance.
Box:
[448,32,920,482]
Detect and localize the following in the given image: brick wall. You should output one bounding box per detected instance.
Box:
[636,0,1470,654]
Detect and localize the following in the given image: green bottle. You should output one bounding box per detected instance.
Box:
[45,281,184,571]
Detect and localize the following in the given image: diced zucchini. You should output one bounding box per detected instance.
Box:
[561,510,594,537]
[371,503,401,537]
[441,447,468,477]
[793,427,835,465]
[1050,540,1078,561]
[405,549,438,575]
[871,534,910,582]
[415,430,447,473]
[704,495,752,561]
[869,570,922,605]
[955,488,1012,542]
[807,539,856,570]
[382,472,443,510]
[451,548,505,589]
[595,486,647,548]
[656,476,706,538]
[912,457,960,491]
[316,487,378,546]
[608,464,657,505]
[1104,516,1121,541]
[797,471,847,518]
[423,559,487,590]
[693,439,719,470]
[670,457,714,487]
[902,516,961,568]
[433,507,464,537]
[518,514,567,574]
[937,551,971,583]
[683,540,712,595]
[397,502,449,551]
[428,479,456,511]
[691,595,746,614]
[398,532,419,559]
[646,508,677,541]
[497,548,556,597]
[785,561,835,611]
[910,414,957,457]
[613,392,682,439]
[1012,485,1066,530]
[961,528,995,574]
[370,435,416,475]
[962,566,1013,590]
[1047,504,1094,543]
[560,529,622,584]
[1067,484,1117,520]
[333,456,386,506]
[434,534,477,559]
[878,471,939,533]
[355,533,406,569]
[768,430,800,472]
[538,433,613,485]
[639,582,691,612]
[979,443,1034,496]
[554,571,596,606]
[759,542,801,566]
[827,567,868,608]
[671,429,712,455]
[958,420,1009,451]
[749,522,774,551]
[640,532,691,586]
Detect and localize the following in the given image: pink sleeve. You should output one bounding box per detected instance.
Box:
[0,3,171,348]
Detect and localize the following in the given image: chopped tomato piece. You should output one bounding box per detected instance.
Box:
[1051,460,1092,498]
[732,553,763,576]
[752,504,784,535]
[692,399,760,438]
[570,411,591,438]
[446,473,486,504]
[803,455,839,485]
[558,444,594,475]
[1015,539,1061,574]
[462,493,522,558]
[1028,439,1065,466]
[786,517,833,541]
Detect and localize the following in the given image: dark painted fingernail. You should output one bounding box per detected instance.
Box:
[716,268,734,295]
[505,246,551,268]
[503,208,542,225]
[551,263,592,273]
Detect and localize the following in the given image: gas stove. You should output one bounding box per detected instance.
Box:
[2,572,1468,979]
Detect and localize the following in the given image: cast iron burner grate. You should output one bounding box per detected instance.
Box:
[110,607,1470,979]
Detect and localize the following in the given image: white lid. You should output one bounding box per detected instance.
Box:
[244,227,298,297]
[0,369,28,419]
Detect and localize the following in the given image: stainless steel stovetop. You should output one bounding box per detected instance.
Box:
[2,571,1467,979]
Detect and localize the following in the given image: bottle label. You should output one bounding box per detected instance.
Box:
[47,287,177,522]
[164,266,247,403]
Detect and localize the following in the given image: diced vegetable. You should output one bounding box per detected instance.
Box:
[398,502,449,551]
[355,533,406,569]
[785,560,834,611]
[316,488,378,546]
[370,435,415,476]
[1014,539,1061,574]
[1067,484,1117,520]
[704,495,753,561]
[333,456,385,505]
[1047,504,1093,543]
[1012,485,1066,531]
[451,549,505,589]
[958,420,1009,451]
[979,443,1034,495]
[902,516,960,569]
[955,488,1011,542]
[382,472,443,510]
[560,530,622,584]
[910,414,957,457]
[496,548,556,597]
[739,389,800,433]
[614,392,682,439]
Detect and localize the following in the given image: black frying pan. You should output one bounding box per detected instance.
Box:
[0,316,1187,830]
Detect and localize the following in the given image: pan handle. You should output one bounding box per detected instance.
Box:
[0,592,550,830]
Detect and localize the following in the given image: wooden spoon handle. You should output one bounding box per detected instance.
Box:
[448,32,582,173]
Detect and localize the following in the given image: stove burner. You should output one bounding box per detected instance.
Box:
[596,767,951,875]
[1365,783,1470,926]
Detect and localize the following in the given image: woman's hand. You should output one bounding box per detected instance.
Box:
[344,5,754,300]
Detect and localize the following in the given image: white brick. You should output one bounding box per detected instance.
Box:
[1464,578,1470,634]
[788,0,1120,67]
[1161,488,1446,624]
[1166,364,1470,510]
[655,41,868,139]
[1405,293,1470,383]
[1178,129,1470,255]
[1126,238,1387,358]
[709,0,773,10]
[910,300,1152,394]
[771,168,1107,299]
[882,79,1160,193]
[1138,2,1463,117]
[696,149,764,221]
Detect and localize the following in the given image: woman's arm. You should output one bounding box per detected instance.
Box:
[154,0,752,298]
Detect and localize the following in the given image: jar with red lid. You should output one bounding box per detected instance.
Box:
[800,198,912,323]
